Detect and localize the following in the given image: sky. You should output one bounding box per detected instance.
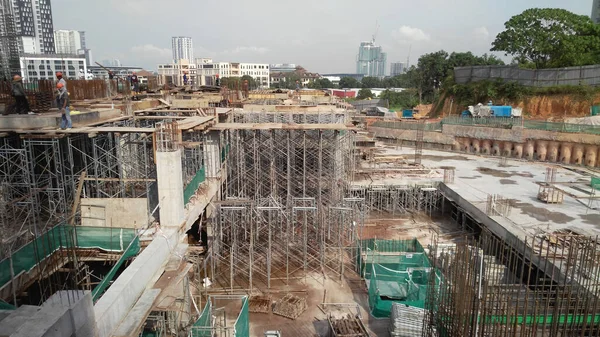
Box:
[51,0,593,73]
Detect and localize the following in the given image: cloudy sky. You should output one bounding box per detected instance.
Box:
[51,0,593,73]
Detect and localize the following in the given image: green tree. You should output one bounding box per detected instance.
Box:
[361,76,382,88]
[308,78,335,89]
[356,88,374,100]
[380,89,419,110]
[417,50,448,102]
[220,77,240,88]
[339,77,361,89]
[492,8,600,68]
[240,75,257,89]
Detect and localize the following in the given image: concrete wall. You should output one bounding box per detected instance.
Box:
[242,104,341,112]
[81,198,148,228]
[371,124,600,168]
[6,291,95,337]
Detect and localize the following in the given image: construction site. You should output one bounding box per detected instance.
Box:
[0,82,599,337]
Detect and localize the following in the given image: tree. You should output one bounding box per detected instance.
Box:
[417,50,448,102]
[356,88,374,100]
[339,77,360,89]
[361,76,382,88]
[220,77,240,89]
[380,89,420,110]
[240,75,257,90]
[308,78,335,89]
[492,8,600,68]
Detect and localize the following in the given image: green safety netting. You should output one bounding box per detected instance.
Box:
[0,225,139,299]
[91,236,140,302]
[592,177,600,191]
[221,144,230,162]
[0,299,15,310]
[440,117,600,135]
[190,296,249,337]
[190,300,213,337]
[358,239,439,318]
[592,105,599,116]
[184,167,206,204]
[234,297,249,337]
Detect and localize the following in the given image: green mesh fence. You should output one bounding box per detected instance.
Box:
[371,120,442,132]
[183,166,206,204]
[190,296,249,337]
[592,105,599,116]
[359,239,437,318]
[0,225,139,299]
[221,144,230,162]
[441,117,600,135]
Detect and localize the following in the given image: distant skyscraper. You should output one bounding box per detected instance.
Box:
[12,0,55,54]
[54,30,92,64]
[593,0,600,24]
[172,36,193,63]
[356,41,386,77]
[390,62,406,77]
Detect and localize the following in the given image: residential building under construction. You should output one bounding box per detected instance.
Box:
[0,81,599,337]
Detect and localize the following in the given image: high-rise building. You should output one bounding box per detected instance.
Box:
[593,0,600,24]
[0,0,21,77]
[356,41,386,77]
[101,59,122,67]
[12,0,56,54]
[172,36,193,63]
[54,30,85,54]
[390,62,406,77]
[54,30,92,65]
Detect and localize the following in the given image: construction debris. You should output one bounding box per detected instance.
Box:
[272,294,307,320]
[389,304,426,337]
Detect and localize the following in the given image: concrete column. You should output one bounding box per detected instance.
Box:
[548,142,559,162]
[492,142,501,156]
[452,140,461,151]
[156,149,185,227]
[573,145,584,165]
[481,140,491,155]
[472,139,481,154]
[585,146,597,167]
[560,144,572,164]
[525,140,535,160]
[502,142,512,157]
[513,144,523,159]
[203,131,221,178]
[460,138,470,152]
[537,141,548,161]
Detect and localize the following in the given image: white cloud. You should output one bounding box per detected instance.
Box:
[391,26,431,43]
[473,26,490,40]
[130,44,171,59]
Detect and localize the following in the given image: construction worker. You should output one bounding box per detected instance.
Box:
[56,82,71,130]
[130,72,139,94]
[183,72,188,86]
[11,75,34,115]
[56,72,67,90]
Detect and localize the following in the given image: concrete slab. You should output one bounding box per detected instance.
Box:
[0,305,41,337]
[0,109,121,131]
[112,289,160,337]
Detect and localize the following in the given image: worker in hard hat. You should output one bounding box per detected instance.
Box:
[11,75,34,115]
[56,82,71,130]
[56,71,67,90]
[130,72,139,94]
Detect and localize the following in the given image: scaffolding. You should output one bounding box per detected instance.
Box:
[348,184,441,216]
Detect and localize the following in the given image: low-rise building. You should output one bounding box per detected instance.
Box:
[161,59,270,88]
[88,66,144,79]
[270,66,320,88]
[19,54,87,81]
[157,59,197,86]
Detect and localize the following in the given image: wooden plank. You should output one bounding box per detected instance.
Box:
[83,177,156,182]
[176,116,215,130]
[70,171,86,226]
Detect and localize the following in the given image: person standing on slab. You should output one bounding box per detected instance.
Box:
[12,75,34,115]
[56,82,71,130]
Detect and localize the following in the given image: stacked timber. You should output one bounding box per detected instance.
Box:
[328,314,370,337]
[272,294,307,319]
